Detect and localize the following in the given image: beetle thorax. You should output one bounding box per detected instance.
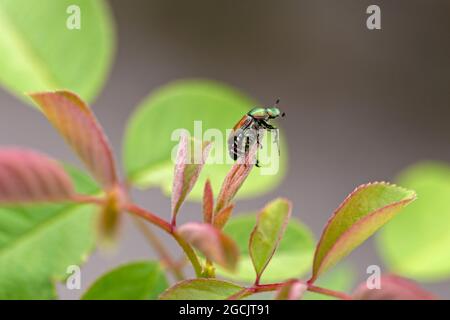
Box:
[247,107,269,120]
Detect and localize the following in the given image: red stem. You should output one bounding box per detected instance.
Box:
[125,204,172,234]
[125,204,202,277]
[73,192,202,277]
[133,217,185,281]
[307,285,352,300]
[228,282,352,300]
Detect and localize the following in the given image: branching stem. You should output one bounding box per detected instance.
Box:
[133,217,185,281]
[227,282,353,300]
[125,203,203,278]
[307,284,352,300]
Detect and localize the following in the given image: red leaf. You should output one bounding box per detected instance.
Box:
[203,179,214,224]
[29,91,117,189]
[353,274,437,300]
[0,148,74,203]
[177,222,239,271]
[171,134,211,224]
[215,144,257,213]
[213,204,234,229]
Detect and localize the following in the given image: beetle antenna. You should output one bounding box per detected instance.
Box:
[275,98,280,106]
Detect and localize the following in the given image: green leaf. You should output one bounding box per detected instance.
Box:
[159,279,243,300]
[0,0,114,103]
[123,80,287,201]
[310,182,416,283]
[63,164,99,195]
[219,213,315,283]
[249,198,291,281]
[0,165,100,299]
[82,261,169,300]
[303,264,354,300]
[377,162,450,281]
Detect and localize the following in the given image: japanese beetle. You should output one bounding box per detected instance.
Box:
[228,99,285,167]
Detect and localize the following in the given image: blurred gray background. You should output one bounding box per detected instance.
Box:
[0,0,449,298]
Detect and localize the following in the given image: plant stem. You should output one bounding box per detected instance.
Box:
[201,260,216,278]
[253,282,285,293]
[126,204,171,233]
[227,283,285,300]
[307,285,353,300]
[74,191,202,278]
[171,231,203,278]
[227,288,253,300]
[125,203,203,278]
[133,217,185,281]
[227,282,353,300]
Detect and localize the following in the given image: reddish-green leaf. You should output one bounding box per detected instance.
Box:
[214,204,234,229]
[275,280,307,300]
[0,148,74,203]
[29,91,117,189]
[249,198,292,282]
[353,274,436,300]
[160,278,243,300]
[214,144,257,214]
[203,179,214,224]
[171,134,211,224]
[310,182,416,284]
[177,222,239,271]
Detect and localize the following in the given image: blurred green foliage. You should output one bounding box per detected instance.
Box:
[0,165,99,299]
[0,0,114,103]
[377,162,450,281]
[82,261,168,300]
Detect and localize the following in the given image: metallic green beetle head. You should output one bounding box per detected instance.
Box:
[266,107,284,119]
[266,98,285,119]
[248,99,285,120]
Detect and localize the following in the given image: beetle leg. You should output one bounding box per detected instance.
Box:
[273,128,280,156]
[256,130,262,148]
[260,120,277,130]
[244,135,250,154]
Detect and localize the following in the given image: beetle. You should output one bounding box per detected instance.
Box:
[228,99,285,167]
